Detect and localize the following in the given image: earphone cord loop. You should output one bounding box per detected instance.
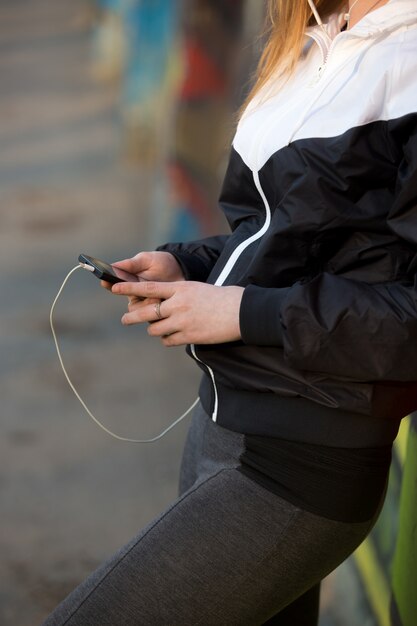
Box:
[50,265,199,443]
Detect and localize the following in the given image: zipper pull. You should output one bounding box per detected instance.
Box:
[309,64,325,86]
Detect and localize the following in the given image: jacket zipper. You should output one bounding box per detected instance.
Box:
[307,29,341,84]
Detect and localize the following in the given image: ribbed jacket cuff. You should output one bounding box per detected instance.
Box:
[240,284,291,346]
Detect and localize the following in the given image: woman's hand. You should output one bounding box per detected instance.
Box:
[112,280,244,346]
[100,251,185,292]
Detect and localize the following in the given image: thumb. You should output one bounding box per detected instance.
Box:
[112,252,150,275]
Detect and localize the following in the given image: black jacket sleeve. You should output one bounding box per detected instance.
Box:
[157,235,229,282]
[240,121,417,381]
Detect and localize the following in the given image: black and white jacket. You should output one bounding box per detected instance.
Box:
[161,0,417,445]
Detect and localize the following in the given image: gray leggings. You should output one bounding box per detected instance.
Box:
[41,404,384,626]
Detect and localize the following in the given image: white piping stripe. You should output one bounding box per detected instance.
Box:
[214,170,272,288]
[190,343,219,421]
[201,168,271,423]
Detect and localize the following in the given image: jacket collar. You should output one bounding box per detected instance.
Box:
[308,0,417,41]
[351,0,417,35]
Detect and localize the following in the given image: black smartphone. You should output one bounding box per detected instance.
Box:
[78,254,140,284]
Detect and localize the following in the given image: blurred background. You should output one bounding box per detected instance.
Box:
[0,1,416,625]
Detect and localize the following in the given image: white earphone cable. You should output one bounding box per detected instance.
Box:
[49,265,199,443]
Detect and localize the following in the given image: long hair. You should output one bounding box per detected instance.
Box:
[243,0,345,109]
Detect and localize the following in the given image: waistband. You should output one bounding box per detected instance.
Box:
[199,375,401,448]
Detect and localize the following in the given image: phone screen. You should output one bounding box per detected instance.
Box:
[78,254,139,284]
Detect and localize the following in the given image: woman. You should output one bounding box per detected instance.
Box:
[43,1,417,624]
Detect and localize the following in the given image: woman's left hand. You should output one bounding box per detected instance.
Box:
[112,281,244,346]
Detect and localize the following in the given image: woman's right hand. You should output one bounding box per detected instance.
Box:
[100,251,185,291]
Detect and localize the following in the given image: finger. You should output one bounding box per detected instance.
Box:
[121,300,169,326]
[127,296,159,311]
[112,252,152,275]
[100,279,113,291]
[127,295,142,307]
[147,317,175,337]
[112,280,177,301]
[111,258,137,272]
[161,332,182,347]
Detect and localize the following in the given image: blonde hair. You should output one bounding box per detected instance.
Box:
[243,0,345,109]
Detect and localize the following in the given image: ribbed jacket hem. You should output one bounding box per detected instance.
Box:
[198,375,401,448]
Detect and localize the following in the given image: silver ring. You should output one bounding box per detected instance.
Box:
[154,301,163,320]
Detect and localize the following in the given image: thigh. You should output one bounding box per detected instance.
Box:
[178,401,244,495]
[262,584,321,625]
[41,467,375,626]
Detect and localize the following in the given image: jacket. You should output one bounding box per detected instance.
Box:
[160,0,417,445]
